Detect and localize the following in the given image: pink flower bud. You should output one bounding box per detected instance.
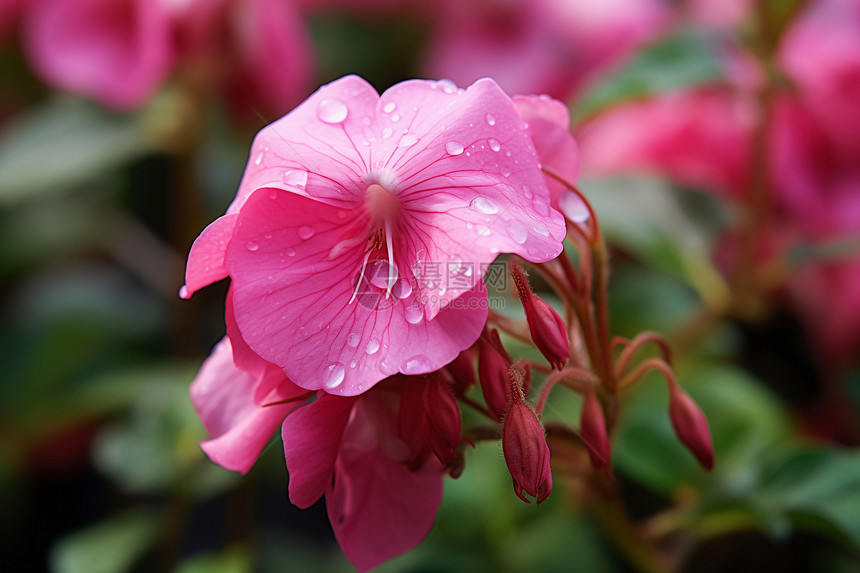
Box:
[580,390,611,470]
[478,329,512,420]
[669,385,714,470]
[445,350,476,396]
[503,390,553,504]
[423,374,463,467]
[511,263,569,370]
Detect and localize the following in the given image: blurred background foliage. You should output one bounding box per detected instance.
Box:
[1,0,860,571]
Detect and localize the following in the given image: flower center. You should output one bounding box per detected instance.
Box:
[349,184,401,305]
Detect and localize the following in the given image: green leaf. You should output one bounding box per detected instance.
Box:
[50,509,158,573]
[177,547,253,573]
[0,98,151,205]
[574,29,725,120]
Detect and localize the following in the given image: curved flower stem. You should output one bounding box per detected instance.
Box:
[614,332,674,379]
[487,309,533,345]
[618,358,677,392]
[534,367,599,418]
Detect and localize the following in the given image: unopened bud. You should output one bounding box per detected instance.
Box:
[423,375,463,467]
[511,263,569,370]
[398,377,430,470]
[446,350,476,396]
[669,385,714,470]
[478,329,512,420]
[503,390,553,504]
[579,390,611,470]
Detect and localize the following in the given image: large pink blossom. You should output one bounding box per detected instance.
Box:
[422,0,669,101]
[182,75,566,396]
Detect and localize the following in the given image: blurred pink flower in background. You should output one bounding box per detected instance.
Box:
[22,0,314,114]
[0,0,23,39]
[422,0,670,101]
[182,75,566,396]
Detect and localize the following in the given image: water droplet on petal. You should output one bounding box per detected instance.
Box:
[439,79,457,94]
[488,138,501,152]
[324,363,346,389]
[486,113,496,126]
[283,170,308,187]
[383,127,393,139]
[254,152,263,165]
[392,279,413,299]
[398,133,418,147]
[507,219,528,244]
[533,221,549,236]
[366,339,380,354]
[286,248,296,257]
[383,101,396,113]
[559,190,590,223]
[470,196,499,214]
[403,355,431,374]
[246,241,259,251]
[445,141,464,156]
[476,225,491,236]
[405,305,423,324]
[346,332,360,347]
[533,196,550,216]
[317,99,348,124]
[298,226,315,239]
[350,360,357,368]
[178,285,189,299]
[523,185,533,199]
[391,114,400,123]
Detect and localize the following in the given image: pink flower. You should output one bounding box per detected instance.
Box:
[182,75,566,396]
[282,377,444,572]
[422,0,669,101]
[190,337,310,474]
[503,384,553,504]
[24,0,175,109]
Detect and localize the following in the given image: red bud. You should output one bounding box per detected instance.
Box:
[502,390,553,504]
[423,375,463,467]
[580,390,611,470]
[511,263,569,370]
[398,377,430,470]
[478,329,512,420]
[445,350,476,396]
[669,385,714,470]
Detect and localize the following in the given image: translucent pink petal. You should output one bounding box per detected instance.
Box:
[181,213,238,299]
[190,337,305,474]
[513,94,580,207]
[24,0,174,109]
[282,393,357,509]
[226,187,489,395]
[326,391,443,572]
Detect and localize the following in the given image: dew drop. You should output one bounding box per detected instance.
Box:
[445,141,464,156]
[476,225,492,236]
[559,190,590,223]
[488,138,501,152]
[264,233,272,239]
[298,225,315,239]
[286,248,296,257]
[366,339,380,354]
[404,305,423,324]
[403,355,431,374]
[283,170,308,188]
[317,99,348,124]
[486,113,496,126]
[392,279,413,299]
[533,196,550,216]
[507,219,528,244]
[350,360,357,368]
[324,363,346,389]
[523,185,533,199]
[470,196,499,214]
[391,114,400,123]
[383,101,396,113]
[254,152,263,165]
[347,333,360,348]
[398,133,418,147]
[533,221,549,236]
[439,79,457,94]
[246,241,259,251]
[178,285,189,299]
[382,127,393,139]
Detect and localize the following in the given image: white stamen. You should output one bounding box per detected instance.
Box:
[385,220,396,299]
[349,251,372,305]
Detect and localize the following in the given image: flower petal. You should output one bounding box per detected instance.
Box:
[282,393,357,509]
[226,187,489,395]
[181,213,238,299]
[326,390,443,572]
[190,337,305,474]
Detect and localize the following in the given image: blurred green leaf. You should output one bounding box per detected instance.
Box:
[0,97,150,205]
[178,547,253,573]
[574,29,725,119]
[50,509,158,573]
